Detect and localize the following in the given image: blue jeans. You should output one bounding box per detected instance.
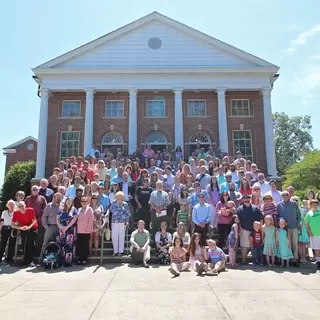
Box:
[252,245,263,264]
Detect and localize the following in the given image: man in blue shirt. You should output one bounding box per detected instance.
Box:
[98,185,110,213]
[192,191,212,246]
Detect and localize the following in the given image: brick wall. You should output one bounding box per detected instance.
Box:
[4,140,37,173]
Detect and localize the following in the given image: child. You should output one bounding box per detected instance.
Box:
[298,200,309,263]
[226,214,240,267]
[176,203,189,226]
[262,215,277,267]
[169,236,190,277]
[249,221,263,265]
[277,218,293,267]
[204,239,227,276]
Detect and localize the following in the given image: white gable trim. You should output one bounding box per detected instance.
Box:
[3,136,38,150]
[33,12,278,71]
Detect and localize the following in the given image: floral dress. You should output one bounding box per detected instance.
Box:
[91,204,104,232]
[156,232,172,265]
[226,223,238,249]
[263,225,277,256]
[56,208,78,266]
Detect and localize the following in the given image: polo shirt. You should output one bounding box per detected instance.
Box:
[304,210,320,236]
[130,229,150,247]
[12,208,38,229]
[237,204,263,231]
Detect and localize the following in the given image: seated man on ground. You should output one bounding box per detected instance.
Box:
[130,220,151,268]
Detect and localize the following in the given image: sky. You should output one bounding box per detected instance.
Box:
[1,0,319,185]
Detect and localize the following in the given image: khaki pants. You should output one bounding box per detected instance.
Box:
[170,262,190,272]
[130,245,151,263]
[288,229,299,260]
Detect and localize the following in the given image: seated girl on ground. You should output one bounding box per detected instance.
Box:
[169,236,190,277]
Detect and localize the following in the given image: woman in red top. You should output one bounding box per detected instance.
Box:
[12,201,38,267]
[239,178,252,195]
[131,161,140,182]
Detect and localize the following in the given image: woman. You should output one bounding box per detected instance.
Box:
[239,178,252,195]
[150,172,159,190]
[175,145,184,162]
[62,177,70,188]
[216,192,234,248]
[213,158,220,169]
[80,170,89,185]
[56,198,78,266]
[307,190,315,209]
[206,176,220,207]
[179,164,191,184]
[14,191,25,208]
[95,160,108,181]
[84,184,92,198]
[0,200,17,264]
[172,222,191,250]
[48,175,59,193]
[185,174,194,192]
[91,181,99,195]
[76,197,94,264]
[131,161,140,182]
[189,233,206,272]
[208,161,215,176]
[89,195,104,256]
[109,183,120,203]
[246,160,252,172]
[189,159,197,177]
[108,191,131,256]
[135,169,149,187]
[125,165,133,182]
[261,194,278,226]
[155,221,172,265]
[251,185,263,207]
[169,236,190,277]
[67,168,74,181]
[12,201,38,267]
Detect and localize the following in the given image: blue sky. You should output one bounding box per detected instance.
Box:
[1,0,319,184]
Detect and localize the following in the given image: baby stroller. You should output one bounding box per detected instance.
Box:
[42,242,61,270]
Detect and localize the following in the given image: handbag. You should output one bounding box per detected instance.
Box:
[105,227,111,241]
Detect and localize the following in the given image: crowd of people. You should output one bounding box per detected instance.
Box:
[0,144,320,276]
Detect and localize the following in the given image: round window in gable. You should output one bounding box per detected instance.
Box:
[27,143,34,151]
[148,37,162,50]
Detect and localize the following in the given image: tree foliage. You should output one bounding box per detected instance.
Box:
[0,161,35,210]
[273,112,313,176]
[284,151,320,192]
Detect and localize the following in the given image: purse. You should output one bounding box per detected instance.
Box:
[105,227,111,241]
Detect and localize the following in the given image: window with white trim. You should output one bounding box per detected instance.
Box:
[231,99,251,116]
[105,101,124,118]
[233,131,253,160]
[188,100,207,116]
[62,101,81,118]
[146,100,165,117]
[60,132,80,159]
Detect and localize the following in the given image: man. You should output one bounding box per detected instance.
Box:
[149,181,170,236]
[119,172,136,231]
[38,179,54,203]
[188,151,197,164]
[163,166,174,191]
[39,192,62,263]
[229,163,239,183]
[65,175,84,198]
[98,185,110,213]
[143,145,156,159]
[80,160,95,181]
[197,147,206,160]
[217,165,226,187]
[253,173,271,196]
[130,220,151,268]
[192,191,212,246]
[266,180,282,204]
[237,194,263,264]
[58,161,67,177]
[286,186,295,198]
[229,183,242,206]
[277,190,301,262]
[111,167,124,184]
[87,144,100,158]
[233,150,244,166]
[135,178,153,230]
[147,159,158,176]
[25,185,47,257]
[220,173,238,193]
[234,169,245,188]
[205,145,215,158]
[195,165,211,190]
[107,159,118,180]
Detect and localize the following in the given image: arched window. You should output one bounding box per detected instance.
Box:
[145,131,167,145]
[188,131,211,144]
[101,132,124,145]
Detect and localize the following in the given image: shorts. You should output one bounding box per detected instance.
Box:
[310,236,320,250]
[240,229,251,248]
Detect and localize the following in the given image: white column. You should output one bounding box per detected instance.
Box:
[128,90,137,154]
[35,88,49,179]
[174,89,184,150]
[262,87,278,177]
[217,88,229,153]
[84,89,95,156]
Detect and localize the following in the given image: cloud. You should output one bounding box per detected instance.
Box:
[310,55,320,60]
[286,24,320,53]
[280,24,298,31]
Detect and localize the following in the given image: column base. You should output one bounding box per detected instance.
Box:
[267,175,282,181]
[31,177,44,186]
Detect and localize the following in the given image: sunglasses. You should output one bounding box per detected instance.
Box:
[80,200,87,203]
[32,189,38,192]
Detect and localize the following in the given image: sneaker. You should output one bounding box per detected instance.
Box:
[112,253,118,257]
[169,267,180,277]
[143,261,150,268]
[212,269,219,276]
[300,258,307,263]
[197,262,205,275]
[28,262,36,268]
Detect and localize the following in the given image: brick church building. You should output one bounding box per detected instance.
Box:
[32,12,279,179]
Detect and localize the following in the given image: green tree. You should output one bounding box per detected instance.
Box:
[0,161,35,210]
[273,112,313,175]
[284,151,320,191]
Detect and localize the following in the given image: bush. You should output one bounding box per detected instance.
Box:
[0,161,35,210]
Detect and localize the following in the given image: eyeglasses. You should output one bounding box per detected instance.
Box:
[32,189,38,192]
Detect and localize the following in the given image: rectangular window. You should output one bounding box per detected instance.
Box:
[187,100,207,116]
[60,131,80,159]
[62,101,81,118]
[105,101,124,118]
[233,131,253,160]
[146,100,165,117]
[230,99,251,116]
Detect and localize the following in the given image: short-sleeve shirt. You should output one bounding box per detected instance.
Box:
[304,210,320,236]
[237,204,263,231]
[136,187,153,206]
[250,230,263,246]
[169,246,187,264]
[12,208,38,229]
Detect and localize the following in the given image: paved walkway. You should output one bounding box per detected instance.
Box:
[0,263,319,319]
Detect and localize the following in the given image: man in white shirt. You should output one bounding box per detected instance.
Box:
[266,180,282,204]
[253,173,271,196]
[229,163,239,183]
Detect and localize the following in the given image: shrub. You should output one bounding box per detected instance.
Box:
[0,161,35,210]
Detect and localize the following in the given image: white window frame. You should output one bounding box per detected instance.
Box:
[61,100,81,118]
[232,130,253,160]
[146,100,166,118]
[60,131,80,159]
[230,99,251,117]
[187,99,207,117]
[105,100,125,118]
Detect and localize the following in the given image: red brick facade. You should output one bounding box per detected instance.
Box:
[45,90,267,176]
[4,139,37,173]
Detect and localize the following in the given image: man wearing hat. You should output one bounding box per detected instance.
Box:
[237,194,263,264]
[277,190,301,262]
[192,191,213,246]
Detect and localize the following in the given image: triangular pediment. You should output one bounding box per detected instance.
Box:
[34,12,278,72]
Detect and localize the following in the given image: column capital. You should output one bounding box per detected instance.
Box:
[216,88,227,95]
[174,89,183,95]
[40,88,49,97]
[129,89,138,96]
[261,87,272,99]
[84,88,95,95]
